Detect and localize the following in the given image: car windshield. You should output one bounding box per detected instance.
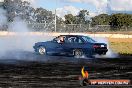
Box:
[81,36,96,43]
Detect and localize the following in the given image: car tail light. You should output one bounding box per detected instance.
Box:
[93,45,100,48]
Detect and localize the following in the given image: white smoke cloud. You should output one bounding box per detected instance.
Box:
[0,13,53,58]
[0,8,7,28]
[9,17,29,32]
[0,0,4,2]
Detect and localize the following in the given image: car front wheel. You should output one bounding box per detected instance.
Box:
[38,46,46,55]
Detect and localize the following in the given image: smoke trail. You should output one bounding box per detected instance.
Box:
[0,8,7,30]
[0,17,53,59]
[9,17,29,32]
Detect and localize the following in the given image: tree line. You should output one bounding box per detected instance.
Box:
[91,13,132,30]
[64,12,132,30]
[1,0,132,31]
[3,0,55,23]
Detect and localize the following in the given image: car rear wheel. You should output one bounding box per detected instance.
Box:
[73,49,83,58]
[38,46,46,55]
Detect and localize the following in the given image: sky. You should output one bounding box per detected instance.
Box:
[32,0,107,18]
[1,0,132,18]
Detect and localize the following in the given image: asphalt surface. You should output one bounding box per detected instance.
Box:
[0,51,131,88]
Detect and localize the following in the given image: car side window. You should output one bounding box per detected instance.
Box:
[82,36,95,43]
[66,37,75,43]
[75,37,83,43]
[78,38,83,43]
[67,37,83,43]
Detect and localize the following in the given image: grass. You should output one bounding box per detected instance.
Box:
[108,38,132,55]
[89,31,132,34]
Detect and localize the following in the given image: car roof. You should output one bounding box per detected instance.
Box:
[59,35,85,37]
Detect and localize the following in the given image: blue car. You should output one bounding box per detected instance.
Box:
[33,35,108,58]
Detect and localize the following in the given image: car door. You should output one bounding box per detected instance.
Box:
[61,36,84,53]
[45,37,63,54]
[61,36,92,55]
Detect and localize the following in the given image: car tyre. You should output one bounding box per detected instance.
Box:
[73,49,83,58]
[38,46,46,55]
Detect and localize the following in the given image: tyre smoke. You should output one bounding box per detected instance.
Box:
[0,8,7,30]
[0,9,53,59]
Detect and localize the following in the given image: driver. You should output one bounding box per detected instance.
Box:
[57,36,65,43]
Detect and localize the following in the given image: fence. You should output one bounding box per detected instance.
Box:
[0,22,132,33]
[28,23,132,32]
[28,23,112,32]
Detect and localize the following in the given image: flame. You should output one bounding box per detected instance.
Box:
[81,66,89,78]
